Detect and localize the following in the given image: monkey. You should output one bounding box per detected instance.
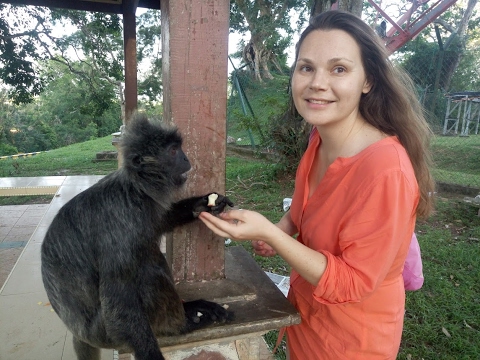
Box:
[243,41,256,73]
[375,20,387,39]
[41,114,234,360]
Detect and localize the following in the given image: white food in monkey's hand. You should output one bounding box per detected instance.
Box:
[207,193,219,207]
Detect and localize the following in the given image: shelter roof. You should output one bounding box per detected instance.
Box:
[446,91,480,102]
[0,0,160,13]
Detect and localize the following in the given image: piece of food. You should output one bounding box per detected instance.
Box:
[207,193,219,207]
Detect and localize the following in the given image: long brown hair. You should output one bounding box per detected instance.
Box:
[294,10,435,218]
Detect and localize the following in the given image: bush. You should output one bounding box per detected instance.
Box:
[267,109,310,174]
[0,142,18,156]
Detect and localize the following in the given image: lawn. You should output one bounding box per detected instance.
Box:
[430,135,480,189]
[0,135,118,178]
[0,135,479,359]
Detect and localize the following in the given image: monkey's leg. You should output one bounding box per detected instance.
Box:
[73,336,100,360]
[102,282,165,360]
[183,299,234,333]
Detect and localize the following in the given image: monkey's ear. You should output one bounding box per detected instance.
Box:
[131,155,143,170]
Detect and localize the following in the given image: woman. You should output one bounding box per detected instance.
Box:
[200,10,434,359]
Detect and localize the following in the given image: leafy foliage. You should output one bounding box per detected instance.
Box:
[0,7,166,153]
[0,142,18,156]
[229,0,307,80]
[0,59,122,154]
[0,5,51,103]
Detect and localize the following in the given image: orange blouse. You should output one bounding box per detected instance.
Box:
[286,130,419,359]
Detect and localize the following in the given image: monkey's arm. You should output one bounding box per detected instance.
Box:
[161,193,234,232]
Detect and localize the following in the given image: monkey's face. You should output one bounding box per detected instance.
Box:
[168,143,191,186]
[121,115,192,187]
[136,142,191,186]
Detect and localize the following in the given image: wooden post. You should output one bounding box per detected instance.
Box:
[123,0,138,125]
[161,0,230,282]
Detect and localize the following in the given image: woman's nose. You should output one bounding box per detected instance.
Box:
[310,71,328,90]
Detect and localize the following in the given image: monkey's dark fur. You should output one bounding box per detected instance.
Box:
[41,115,234,360]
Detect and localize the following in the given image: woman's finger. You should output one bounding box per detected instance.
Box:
[219,209,246,221]
[199,212,238,238]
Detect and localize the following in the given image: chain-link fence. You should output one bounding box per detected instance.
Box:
[227,49,480,192]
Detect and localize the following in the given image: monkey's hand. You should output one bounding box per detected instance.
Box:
[183,299,234,332]
[193,193,234,217]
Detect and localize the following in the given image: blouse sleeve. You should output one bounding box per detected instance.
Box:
[313,168,418,305]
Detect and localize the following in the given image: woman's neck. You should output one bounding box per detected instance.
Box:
[317,116,368,164]
[308,119,386,198]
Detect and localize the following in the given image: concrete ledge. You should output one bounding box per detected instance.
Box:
[156,246,299,348]
[0,186,59,196]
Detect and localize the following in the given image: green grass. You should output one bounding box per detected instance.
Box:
[0,195,53,206]
[0,135,118,178]
[431,135,480,188]
[398,198,480,360]
[226,156,295,275]
[0,135,479,359]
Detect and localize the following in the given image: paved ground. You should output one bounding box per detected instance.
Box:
[0,203,50,287]
[0,176,117,360]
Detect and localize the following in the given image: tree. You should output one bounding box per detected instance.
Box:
[45,10,126,120]
[136,10,163,107]
[394,0,479,122]
[309,0,363,18]
[0,88,19,155]
[0,5,53,103]
[230,0,306,81]
[0,5,165,151]
[37,59,121,144]
[0,5,163,115]
[433,0,479,91]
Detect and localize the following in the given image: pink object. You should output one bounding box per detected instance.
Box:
[403,233,424,291]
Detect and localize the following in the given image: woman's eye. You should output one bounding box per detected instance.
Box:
[333,66,346,74]
[296,64,312,73]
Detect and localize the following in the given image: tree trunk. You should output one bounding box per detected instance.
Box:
[119,82,125,126]
[310,0,363,18]
[242,38,274,81]
[442,0,478,91]
[429,25,445,114]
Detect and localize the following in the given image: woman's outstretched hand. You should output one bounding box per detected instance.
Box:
[200,209,326,285]
[199,209,274,245]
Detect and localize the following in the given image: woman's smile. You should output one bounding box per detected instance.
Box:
[307,98,334,105]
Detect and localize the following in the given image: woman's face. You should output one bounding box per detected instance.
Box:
[291,29,371,128]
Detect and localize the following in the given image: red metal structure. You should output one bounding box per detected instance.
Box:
[367,0,458,54]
